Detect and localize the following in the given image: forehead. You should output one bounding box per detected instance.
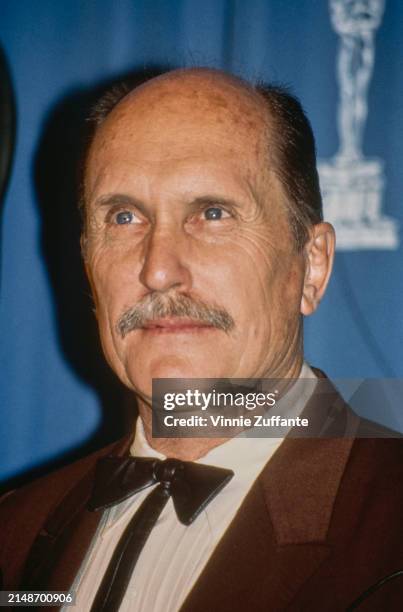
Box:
[85,75,271,199]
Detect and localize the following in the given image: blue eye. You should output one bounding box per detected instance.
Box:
[115,211,135,225]
[204,207,226,220]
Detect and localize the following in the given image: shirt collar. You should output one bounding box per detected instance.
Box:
[130,361,317,474]
[104,362,316,532]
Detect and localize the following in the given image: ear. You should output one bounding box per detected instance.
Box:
[300,222,335,316]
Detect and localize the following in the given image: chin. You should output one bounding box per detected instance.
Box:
[140,360,211,382]
[126,353,228,397]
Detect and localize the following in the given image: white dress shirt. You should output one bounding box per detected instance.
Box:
[69,363,316,611]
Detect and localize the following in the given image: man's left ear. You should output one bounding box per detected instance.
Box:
[300,222,335,316]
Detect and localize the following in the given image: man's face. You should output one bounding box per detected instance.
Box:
[84,78,306,400]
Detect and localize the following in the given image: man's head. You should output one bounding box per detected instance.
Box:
[81,68,334,401]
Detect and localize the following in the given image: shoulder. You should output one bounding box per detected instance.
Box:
[344,433,403,495]
[0,435,131,574]
[291,366,403,501]
[0,434,132,516]
[311,371,403,514]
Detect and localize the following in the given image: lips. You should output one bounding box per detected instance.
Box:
[141,317,214,332]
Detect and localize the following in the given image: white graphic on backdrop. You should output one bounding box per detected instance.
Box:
[318,0,399,250]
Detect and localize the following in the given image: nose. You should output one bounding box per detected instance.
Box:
[139,225,192,293]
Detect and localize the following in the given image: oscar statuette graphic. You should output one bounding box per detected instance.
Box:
[318,0,399,250]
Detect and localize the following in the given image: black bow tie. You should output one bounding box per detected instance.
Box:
[88,456,233,612]
[88,455,234,525]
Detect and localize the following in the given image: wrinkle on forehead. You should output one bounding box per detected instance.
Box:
[84,69,280,218]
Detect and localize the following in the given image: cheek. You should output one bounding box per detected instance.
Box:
[88,239,139,297]
[86,247,140,343]
[223,229,304,338]
[225,227,283,306]
[86,252,142,385]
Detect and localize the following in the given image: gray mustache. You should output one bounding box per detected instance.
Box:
[117,293,234,339]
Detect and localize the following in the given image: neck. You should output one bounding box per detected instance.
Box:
[139,406,229,461]
[137,354,304,461]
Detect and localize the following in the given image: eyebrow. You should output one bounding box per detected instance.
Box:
[93,193,149,217]
[189,195,242,211]
[93,193,243,214]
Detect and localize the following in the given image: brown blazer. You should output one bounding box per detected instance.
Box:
[1,376,403,611]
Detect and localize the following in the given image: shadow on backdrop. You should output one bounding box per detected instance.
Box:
[1,65,173,494]
[0,44,16,251]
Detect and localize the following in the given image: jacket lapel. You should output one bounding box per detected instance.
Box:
[20,434,133,601]
[182,381,355,611]
[22,374,356,610]
[181,473,332,612]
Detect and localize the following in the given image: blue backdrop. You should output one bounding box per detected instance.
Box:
[1,0,402,485]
